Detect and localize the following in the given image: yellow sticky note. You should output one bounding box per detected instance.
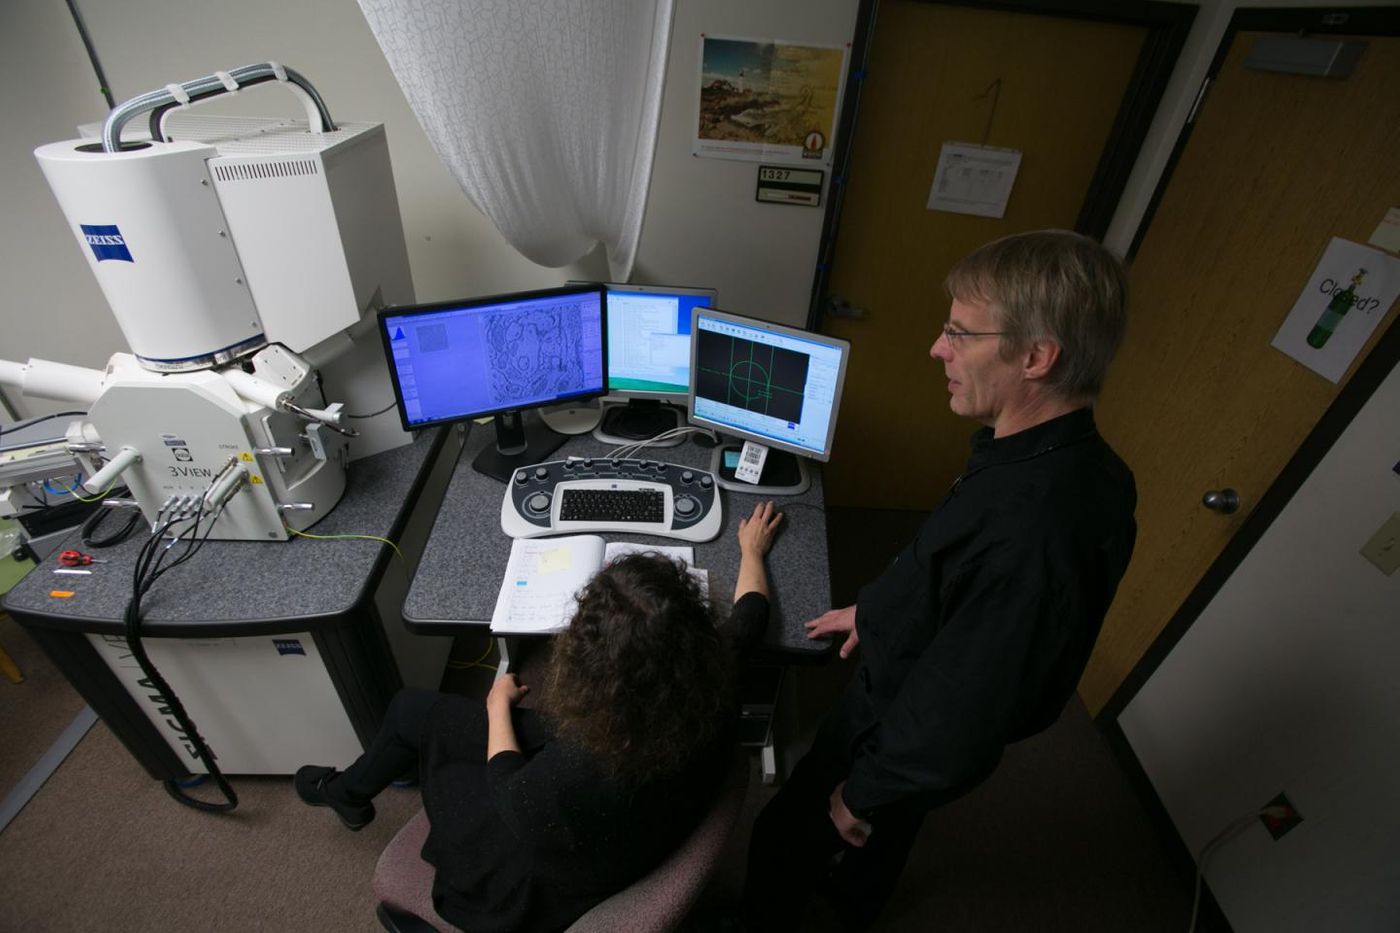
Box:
[536,547,572,575]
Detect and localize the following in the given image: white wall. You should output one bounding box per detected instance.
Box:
[0,0,126,419]
[0,0,856,422]
[635,0,859,323]
[1119,358,1400,932]
[1108,9,1400,930]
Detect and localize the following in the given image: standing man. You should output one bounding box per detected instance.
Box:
[743,230,1138,929]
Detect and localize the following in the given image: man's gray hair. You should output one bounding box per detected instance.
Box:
[945,230,1128,398]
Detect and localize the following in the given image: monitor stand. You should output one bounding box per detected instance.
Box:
[538,399,603,435]
[472,411,566,482]
[592,399,685,448]
[709,442,810,496]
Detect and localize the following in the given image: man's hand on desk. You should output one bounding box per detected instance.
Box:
[829,780,871,848]
[805,604,859,658]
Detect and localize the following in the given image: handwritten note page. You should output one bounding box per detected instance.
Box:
[490,536,605,634]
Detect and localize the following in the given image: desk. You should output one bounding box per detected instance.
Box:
[404,426,835,657]
[403,423,836,782]
[2,428,455,779]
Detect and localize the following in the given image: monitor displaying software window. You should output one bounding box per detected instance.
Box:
[379,285,606,431]
[688,308,849,461]
[604,284,716,398]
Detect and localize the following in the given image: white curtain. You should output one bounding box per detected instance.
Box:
[358,0,674,282]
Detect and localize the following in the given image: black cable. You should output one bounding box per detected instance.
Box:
[81,494,142,548]
[767,501,826,514]
[0,410,87,448]
[63,0,116,109]
[123,510,238,813]
[344,400,398,419]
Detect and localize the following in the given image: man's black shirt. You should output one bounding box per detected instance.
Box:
[843,407,1136,817]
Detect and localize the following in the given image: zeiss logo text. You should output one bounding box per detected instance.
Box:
[80,224,134,263]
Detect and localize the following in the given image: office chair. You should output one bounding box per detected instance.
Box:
[372,747,751,933]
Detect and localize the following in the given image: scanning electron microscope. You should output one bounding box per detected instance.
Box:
[1,62,415,540]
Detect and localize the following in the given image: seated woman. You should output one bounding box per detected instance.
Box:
[295,501,784,932]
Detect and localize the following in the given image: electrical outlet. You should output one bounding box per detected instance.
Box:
[1359,512,1400,576]
[1260,792,1303,840]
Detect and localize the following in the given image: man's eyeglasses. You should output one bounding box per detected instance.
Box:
[941,323,1007,346]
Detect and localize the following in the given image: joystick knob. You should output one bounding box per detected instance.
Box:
[527,493,551,514]
[674,497,697,517]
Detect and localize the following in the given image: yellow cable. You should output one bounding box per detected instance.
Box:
[445,638,497,670]
[52,476,118,503]
[285,526,405,563]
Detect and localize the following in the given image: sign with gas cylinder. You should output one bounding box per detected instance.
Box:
[1270,237,1400,383]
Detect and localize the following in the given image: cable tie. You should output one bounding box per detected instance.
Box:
[165,83,191,105]
[214,70,239,93]
[268,61,288,82]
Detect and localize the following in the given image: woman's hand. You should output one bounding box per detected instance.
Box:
[486,674,528,760]
[735,501,783,603]
[487,673,529,715]
[738,501,783,557]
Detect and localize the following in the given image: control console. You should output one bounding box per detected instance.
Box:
[500,457,723,542]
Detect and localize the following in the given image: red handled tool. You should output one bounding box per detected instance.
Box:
[58,549,107,567]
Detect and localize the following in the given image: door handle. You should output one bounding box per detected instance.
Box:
[1202,488,1240,514]
[827,294,867,319]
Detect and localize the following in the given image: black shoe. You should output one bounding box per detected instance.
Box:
[294,765,375,831]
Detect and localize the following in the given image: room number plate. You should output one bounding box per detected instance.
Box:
[755,166,823,207]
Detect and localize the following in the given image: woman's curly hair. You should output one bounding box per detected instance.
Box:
[542,552,734,785]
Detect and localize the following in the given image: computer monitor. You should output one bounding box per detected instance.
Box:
[379,285,607,481]
[687,307,849,495]
[587,282,716,445]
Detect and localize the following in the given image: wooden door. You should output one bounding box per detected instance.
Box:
[822,2,1146,509]
[1080,31,1400,714]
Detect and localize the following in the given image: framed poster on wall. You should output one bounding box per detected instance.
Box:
[694,35,849,166]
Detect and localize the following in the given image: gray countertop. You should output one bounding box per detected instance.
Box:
[3,429,445,635]
[403,420,835,659]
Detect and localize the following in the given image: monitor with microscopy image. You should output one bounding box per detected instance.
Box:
[378,284,607,481]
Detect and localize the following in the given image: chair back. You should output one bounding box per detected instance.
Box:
[372,747,751,933]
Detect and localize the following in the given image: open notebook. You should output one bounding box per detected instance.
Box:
[490,536,708,634]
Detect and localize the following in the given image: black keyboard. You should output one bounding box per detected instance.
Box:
[559,487,665,523]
